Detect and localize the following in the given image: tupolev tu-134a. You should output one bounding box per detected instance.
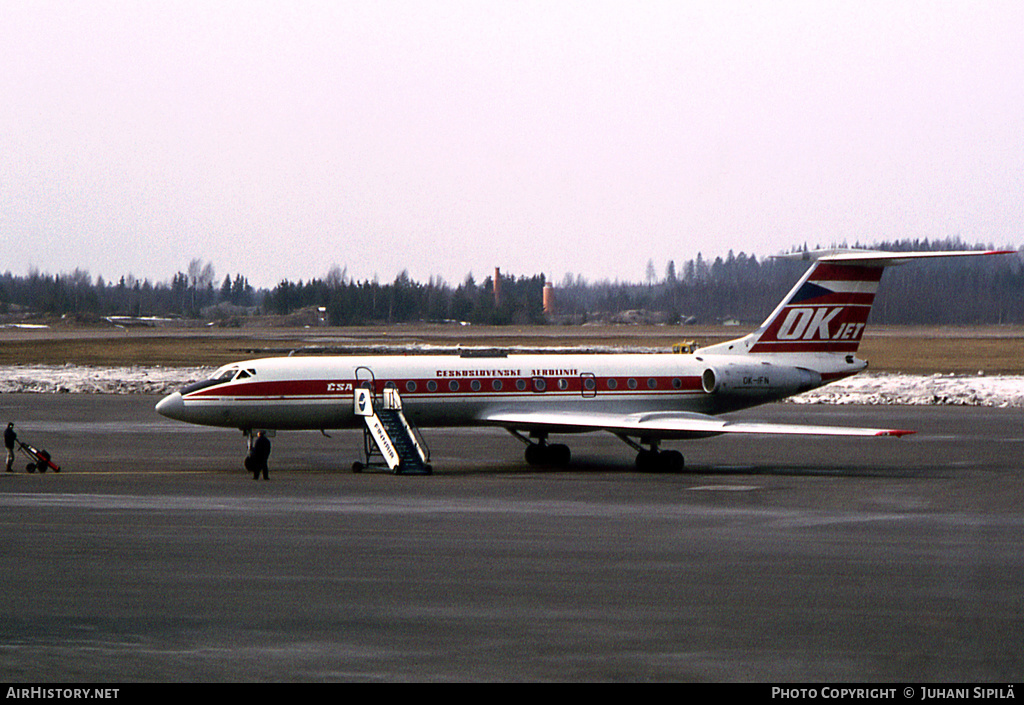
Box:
[156,249,1011,473]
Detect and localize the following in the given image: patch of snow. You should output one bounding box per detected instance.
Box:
[0,365,213,395]
[791,373,1024,408]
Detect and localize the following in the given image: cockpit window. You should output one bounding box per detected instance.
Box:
[180,366,248,395]
[192,366,238,387]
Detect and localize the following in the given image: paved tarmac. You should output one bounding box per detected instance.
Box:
[1,394,1023,682]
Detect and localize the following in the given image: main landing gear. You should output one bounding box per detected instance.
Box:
[617,435,685,473]
[509,430,685,472]
[634,448,685,473]
[510,431,572,468]
[524,440,571,467]
[614,434,688,473]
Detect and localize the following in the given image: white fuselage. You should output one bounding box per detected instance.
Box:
[155,350,865,433]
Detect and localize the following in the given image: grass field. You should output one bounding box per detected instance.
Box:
[1,324,1022,374]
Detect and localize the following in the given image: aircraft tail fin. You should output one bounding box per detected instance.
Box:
[701,249,1013,357]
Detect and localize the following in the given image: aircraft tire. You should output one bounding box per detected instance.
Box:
[525,443,571,468]
[636,450,684,473]
[351,461,364,474]
[524,444,544,466]
[663,450,685,473]
[550,444,571,467]
[635,450,656,473]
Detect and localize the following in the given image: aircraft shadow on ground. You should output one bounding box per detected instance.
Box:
[335,456,949,480]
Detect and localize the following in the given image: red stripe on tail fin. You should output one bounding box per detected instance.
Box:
[748,262,881,354]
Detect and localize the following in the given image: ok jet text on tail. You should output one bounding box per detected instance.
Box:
[156,249,1010,473]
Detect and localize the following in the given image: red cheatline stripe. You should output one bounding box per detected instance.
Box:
[809,263,885,282]
[186,376,707,399]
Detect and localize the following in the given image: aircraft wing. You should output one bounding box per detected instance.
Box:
[479,410,914,440]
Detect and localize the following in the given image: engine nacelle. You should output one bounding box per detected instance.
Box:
[701,363,821,399]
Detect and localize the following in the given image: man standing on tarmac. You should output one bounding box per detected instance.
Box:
[5,423,16,472]
[250,431,271,480]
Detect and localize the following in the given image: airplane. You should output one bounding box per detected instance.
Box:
[156,248,1011,473]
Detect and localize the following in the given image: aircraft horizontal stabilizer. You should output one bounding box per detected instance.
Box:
[479,410,914,440]
[776,248,1015,266]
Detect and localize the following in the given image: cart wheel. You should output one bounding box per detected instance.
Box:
[26,463,36,473]
[352,461,364,473]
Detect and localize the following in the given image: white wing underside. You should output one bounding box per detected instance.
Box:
[480,410,914,439]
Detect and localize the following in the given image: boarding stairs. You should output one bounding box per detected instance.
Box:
[354,386,431,475]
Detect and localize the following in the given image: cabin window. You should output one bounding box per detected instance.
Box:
[647,378,657,389]
[449,380,459,392]
[516,379,527,391]
[558,378,569,391]
[607,379,618,390]
[471,380,481,392]
[406,381,417,393]
[627,378,638,390]
[672,378,682,389]
[492,380,503,391]
[426,381,437,392]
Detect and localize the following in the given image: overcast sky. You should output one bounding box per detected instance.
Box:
[2,0,1022,288]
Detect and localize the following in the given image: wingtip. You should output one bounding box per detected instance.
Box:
[877,429,916,438]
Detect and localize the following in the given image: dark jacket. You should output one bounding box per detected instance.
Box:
[252,435,271,463]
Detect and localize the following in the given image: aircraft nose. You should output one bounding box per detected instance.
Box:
[155,392,185,420]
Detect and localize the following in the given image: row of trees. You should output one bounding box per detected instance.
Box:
[260,270,550,325]
[2,240,1022,326]
[0,265,256,321]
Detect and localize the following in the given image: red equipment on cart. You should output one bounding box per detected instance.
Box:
[18,440,60,473]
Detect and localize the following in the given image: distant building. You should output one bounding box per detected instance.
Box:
[543,282,554,314]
